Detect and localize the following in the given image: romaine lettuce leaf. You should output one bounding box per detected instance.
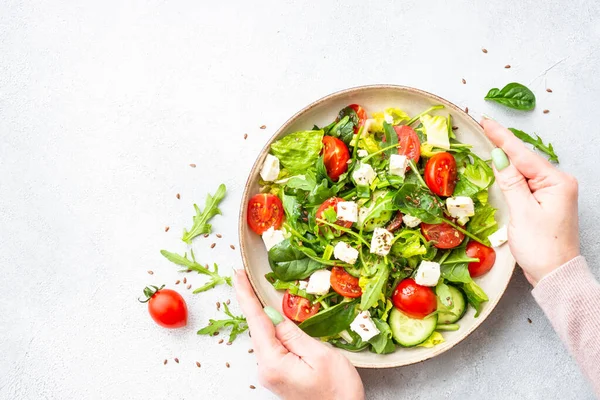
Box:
[417,331,445,348]
[420,114,450,150]
[271,130,324,173]
[359,262,389,311]
[467,204,498,242]
[391,229,428,258]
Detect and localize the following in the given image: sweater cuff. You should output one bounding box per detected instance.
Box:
[532,256,591,305]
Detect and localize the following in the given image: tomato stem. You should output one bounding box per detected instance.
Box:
[138,284,165,303]
[441,218,487,246]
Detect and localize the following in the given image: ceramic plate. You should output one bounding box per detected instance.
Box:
[238,85,515,368]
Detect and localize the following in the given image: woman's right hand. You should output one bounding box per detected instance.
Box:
[482,119,581,286]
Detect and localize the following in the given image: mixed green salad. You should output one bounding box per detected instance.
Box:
[246,103,507,353]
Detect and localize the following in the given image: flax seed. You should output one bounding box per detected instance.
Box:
[204,233,209,238]
[226,362,230,368]
[165,226,170,232]
[189,163,196,168]
[543,109,550,114]
[259,125,266,129]
[210,243,216,249]
[213,332,219,336]
[147,270,154,275]
[196,361,201,368]
[248,349,254,353]
[216,301,221,310]
[452,126,458,130]
[176,193,180,199]
[230,244,235,250]
[175,280,180,285]
[527,318,532,324]
[482,48,488,53]
[504,64,511,69]
[226,299,231,305]
[250,385,256,390]
[465,107,469,113]
[183,277,187,284]
[461,78,466,84]
[164,359,168,365]
[226,342,232,346]
[218,339,224,344]
[216,233,222,238]
[187,284,191,289]
[546,88,553,93]
[174,358,179,363]
[244,133,248,139]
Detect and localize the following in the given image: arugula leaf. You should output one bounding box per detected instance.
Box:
[359,262,389,311]
[463,155,495,189]
[368,319,396,354]
[468,204,499,243]
[271,130,324,173]
[442,247,480,265]
[307,179,335,206]
[436,280,453,307]
[181,184,226,244]
[265,272,312,299]
[453,175,481,197]
[461,281,488,317]
[393,183,444,224]
[299,299,358,337]
[383,122,399,157]
[161,249,231,292]
[484,82,536,110]
[509,128,559,163]
[268,239,324,280]
[440,262,472,284]
[417,331,445,348]
[286,173,317,191]
[197,303,248,343]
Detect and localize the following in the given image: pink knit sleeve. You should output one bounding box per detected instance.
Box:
[532,256,600,395]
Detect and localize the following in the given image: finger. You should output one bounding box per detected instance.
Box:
[481,119,555,179]
[274,319,328,364]
[233,270,287,362]
[492,162,538,218]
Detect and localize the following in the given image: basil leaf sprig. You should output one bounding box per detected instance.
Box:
[484,82,536,111]
[182,184,227,244]
[509,128,559,163]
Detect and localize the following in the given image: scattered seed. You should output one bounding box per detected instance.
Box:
[302,217,308,222]
[230,244,236,250]
[196,361,201,368]
[164,359,168,365]
[203,233,209,238]
[226,342,232,346]
[461,78,466,84]
[505,64,511,69]
[216,233,222,238]
[226,362,231,368]
[362,314,368,319]
[543,109,550,114]
[359,324,366,328]
[452,126,458,131]
[186,269,192,273]
[147,270,154,275]
[183,277,187,284]
[482,48,488,54]
[176,193,181,199]
[210,243,216,249]
[465,107,469,113]
[218,339,224,344]
[226,299,231,305]
[527,318,532,324]
[189,163,197,168]
[187,284,191,289]
[546,88,553,93]
[175,280,180,285]
[205,264,209,269]
[248,349,254,353]
[259,125,266,129]
[213,332,219,336]
[250,385,256,390]
[165,226,170,232]
[174,358,179,363]
[216,301,221,310]
[244,133,248,140]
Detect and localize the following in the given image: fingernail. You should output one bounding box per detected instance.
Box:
[491,148,510,171]
[263,306,284,326]
[482,113,495,121]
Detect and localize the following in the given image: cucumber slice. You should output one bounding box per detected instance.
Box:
[357,190,393,232]
[437,285,467,324]
[389,308,438,347]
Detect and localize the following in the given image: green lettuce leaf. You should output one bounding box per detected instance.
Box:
[417,331,445,348]
[359,262,389,311]
[368,319,396,354]
[463,155,495,189]
[271,130,324,173]
[467,204,499,243]
[390,229,429,258]
[420,114,450,150]
[461,281,488,317]
[268,239,324,280]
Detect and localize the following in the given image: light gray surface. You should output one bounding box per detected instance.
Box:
[1,0,599,399]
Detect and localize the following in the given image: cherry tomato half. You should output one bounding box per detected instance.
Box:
[322,136,350,181]
[315,197,353,229]
[330,266,362,298]
[282,290,320,323]
[395,125,421,164]
[421,221,465,249]
[466,241,497,277]
[391,278,437,319]
[145,288,188,329]
[424,152,457,197]
[348,104,367,134]
[247,193,284,235]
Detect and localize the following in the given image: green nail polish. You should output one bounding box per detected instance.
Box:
[491,148,509,171]
[264,306,284,326]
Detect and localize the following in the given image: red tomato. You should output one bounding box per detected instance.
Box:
[141,286,188,329]
[385,211,404,232]
[394,125,421,164]
[421,221,465,249]
[391,278,437,319]
[322,136,350,181]
[466,241,497,277]
[330,266,362,298]
[282,290,320,322]
[247,193,284,235]
[424,152,457,197]
[349,104,367,134]
[315,197,353,229]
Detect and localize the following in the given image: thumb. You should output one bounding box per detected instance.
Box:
[275,319,329,363]
[491,150,537,218]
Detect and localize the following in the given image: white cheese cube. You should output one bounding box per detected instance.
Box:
[298,280,308,291]
[333,242,359,265]
[336,201,358,223]
[350,311,380,342]
[357,149,368,158]
[370,228,394,256]
[384,113,394,124]
[389,154,408,177]
[260,154,280,182]
[415,261,441,287]
[402,214,422,228]
[352,163,377,186]
[488,225,508,248]
[446,196,475,219]
[457,216,470,226]
[306,269,332,296]
[261,226,285,251]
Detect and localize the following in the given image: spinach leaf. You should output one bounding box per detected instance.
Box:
[286,173,317,191]
[299,299,358,337]
[359,262,390,311]
[271,130,324,173]
[368,319,396,354]
[383,122,399,157]
[337,106,359,128]
[440,262,472,284]
[330,330,369,352]
[509,128,559,163]
[436,280,453,307]
[484,82,536,111]
[442,247,479,265]
[328,115,355,145]
[393,183,444,224]
[461,281,488,317]
[268,239,324,280]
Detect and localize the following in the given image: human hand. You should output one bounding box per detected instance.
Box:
[233,269,365,400]
[482,119,580,286]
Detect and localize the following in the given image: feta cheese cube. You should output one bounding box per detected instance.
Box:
[402,214,422,228]
[350,311,380,342]
[457,216,470,226]
[333,242,359,265]
[389,154,408,177]
[262,226,285,251]
[446,196,475,219]
[370,228,394,256]
[357,149,368,158]
[298,280,308,291]
[415,261,441,287]
[306,269,332,296]
[336,201,358,223]
[384,113,394,124]
[488,225,508,248]
[352,163,377,186]
[260,154,280,182]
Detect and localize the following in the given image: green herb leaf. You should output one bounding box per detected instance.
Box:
[467,204,499,243]
[416,331,445,348]
[383,122,399,157]
[359,262,389,311]
[435,280,453,307]
[197,303,248,343]
[160,249,232,292]
[181,184,226,244]
[393,183,444,224]
[442,247,480,265]
[440,262,472,284]
[484,82,536,110]
[368,319,396,354]
[268,239,324,280]
[509,128,559,163]
[271,130,324,173]
[299,299,358,337]
[461,281,488,317]
[390,229,429,258]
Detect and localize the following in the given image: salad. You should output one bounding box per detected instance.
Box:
[246,103,507,353]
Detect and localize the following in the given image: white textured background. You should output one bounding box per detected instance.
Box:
[1,1,600,399]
